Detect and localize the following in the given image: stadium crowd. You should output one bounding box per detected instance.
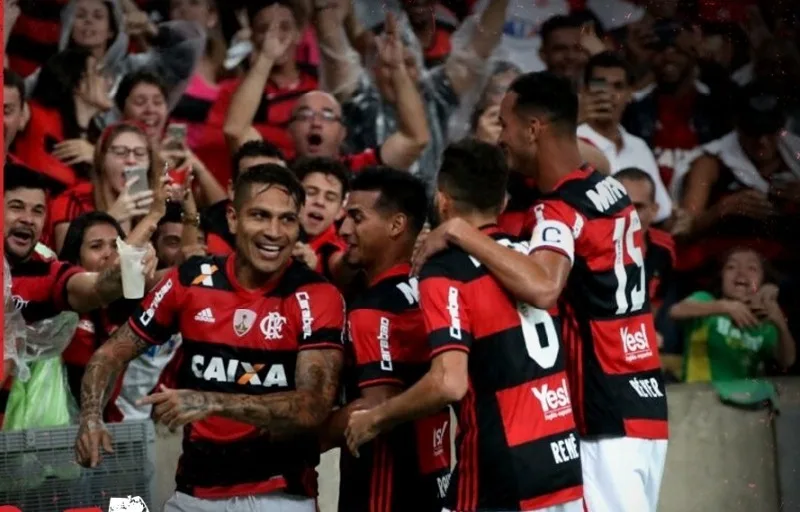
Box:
[2,0,799,510]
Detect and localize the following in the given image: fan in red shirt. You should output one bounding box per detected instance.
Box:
[3,165,152,425]
[347,141,583,512]
[196,1,318,186]
[291,157,350,281]
[322,167,451,511]
[416,73,668,512]
[75,164,345,512]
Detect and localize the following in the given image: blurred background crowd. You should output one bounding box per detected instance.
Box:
[3,0,800,427]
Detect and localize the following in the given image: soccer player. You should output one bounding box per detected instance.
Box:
[75,165,346,512]
[415,72,669,512]
[323,167,451,511]
[346,140,583,512]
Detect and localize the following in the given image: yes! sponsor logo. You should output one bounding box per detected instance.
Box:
[531,377,572,421]
[432,419,449,457]
[620,322,653,362]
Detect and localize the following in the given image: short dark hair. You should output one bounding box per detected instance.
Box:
[4,163,62,195]
[115,69,168,112]
[509,71,578,134]
[438,139,509,215]
[583,51,633,86]
[247,0,306,26]
[292,157,351,197]
[233,164,306,212]
[58,211,125,264]
[158,202,184,227]
[232,140,286,183]
[3,69,26,102]
[350,166,428,236]
[540,14,582,46]
[614,168,656,201]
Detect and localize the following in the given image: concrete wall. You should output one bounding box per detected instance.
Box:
[152,379,800,512]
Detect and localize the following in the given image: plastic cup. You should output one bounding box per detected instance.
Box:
[116,238,148,299]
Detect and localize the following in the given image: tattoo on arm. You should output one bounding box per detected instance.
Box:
[212,349,343,439]
[80,323,150,421]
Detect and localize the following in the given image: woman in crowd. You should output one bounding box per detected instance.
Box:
[25,0,205,120]
[12,48,113,188]
[58,212,133,408]
[49,122,158,252]
[670,247,795,382]
[167,0,227,150]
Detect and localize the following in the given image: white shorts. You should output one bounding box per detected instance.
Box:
[163,491,316,512]
[581,437,668,512]
[442,498,584,512]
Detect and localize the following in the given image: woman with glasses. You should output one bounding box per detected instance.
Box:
[49,122,159,252]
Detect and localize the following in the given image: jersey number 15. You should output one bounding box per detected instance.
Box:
[612,210,646,315]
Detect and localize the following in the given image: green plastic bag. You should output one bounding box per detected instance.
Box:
[3,357,72,431]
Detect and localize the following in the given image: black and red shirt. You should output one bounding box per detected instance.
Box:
[128,254,345,499]
[419,228,582,512]
[644,228,676,311]
[529,168,669,440]
[307,225,345,281]
[497,173,540,238]
[340,263,451,512]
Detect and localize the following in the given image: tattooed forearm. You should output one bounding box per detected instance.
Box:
[210,349,343,439]
[80,323,150,421]
[94,265,123,305]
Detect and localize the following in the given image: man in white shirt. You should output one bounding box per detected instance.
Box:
[577,51,673,224]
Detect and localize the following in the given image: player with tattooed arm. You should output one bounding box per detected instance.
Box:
[75,165,346,512]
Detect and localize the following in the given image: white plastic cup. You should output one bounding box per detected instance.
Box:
[117,237,148,299]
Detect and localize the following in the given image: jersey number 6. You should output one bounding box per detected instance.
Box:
[518,303,560,370]
[612,210,646,315]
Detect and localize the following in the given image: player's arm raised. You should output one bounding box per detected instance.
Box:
[345,267,470,455]
[415,202,575,309]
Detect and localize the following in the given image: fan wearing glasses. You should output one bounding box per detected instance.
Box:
[49,122,160,253]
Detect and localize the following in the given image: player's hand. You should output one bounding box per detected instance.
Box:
[75,416,114,468]
[411,219,463,276]
[293,242,320,270]
[345,409,380,457]
[52,139,95,166]
[138,385,216,431]
[720,299,760,329]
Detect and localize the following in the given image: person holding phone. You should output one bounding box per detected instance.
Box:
[49,122,159,252]
[577,52,674,226]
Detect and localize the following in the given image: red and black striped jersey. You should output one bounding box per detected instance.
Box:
[9,250,82,324]
[419,228,583,512]
[644,228,675,309]
[529,168,669,440]
[127,254,345,500]
[307,225,345,282]
[339,263,451,512]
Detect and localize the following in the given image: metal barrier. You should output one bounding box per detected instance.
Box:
[0,421,155,512]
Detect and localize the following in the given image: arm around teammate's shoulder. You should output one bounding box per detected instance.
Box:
[433,216,572,309]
